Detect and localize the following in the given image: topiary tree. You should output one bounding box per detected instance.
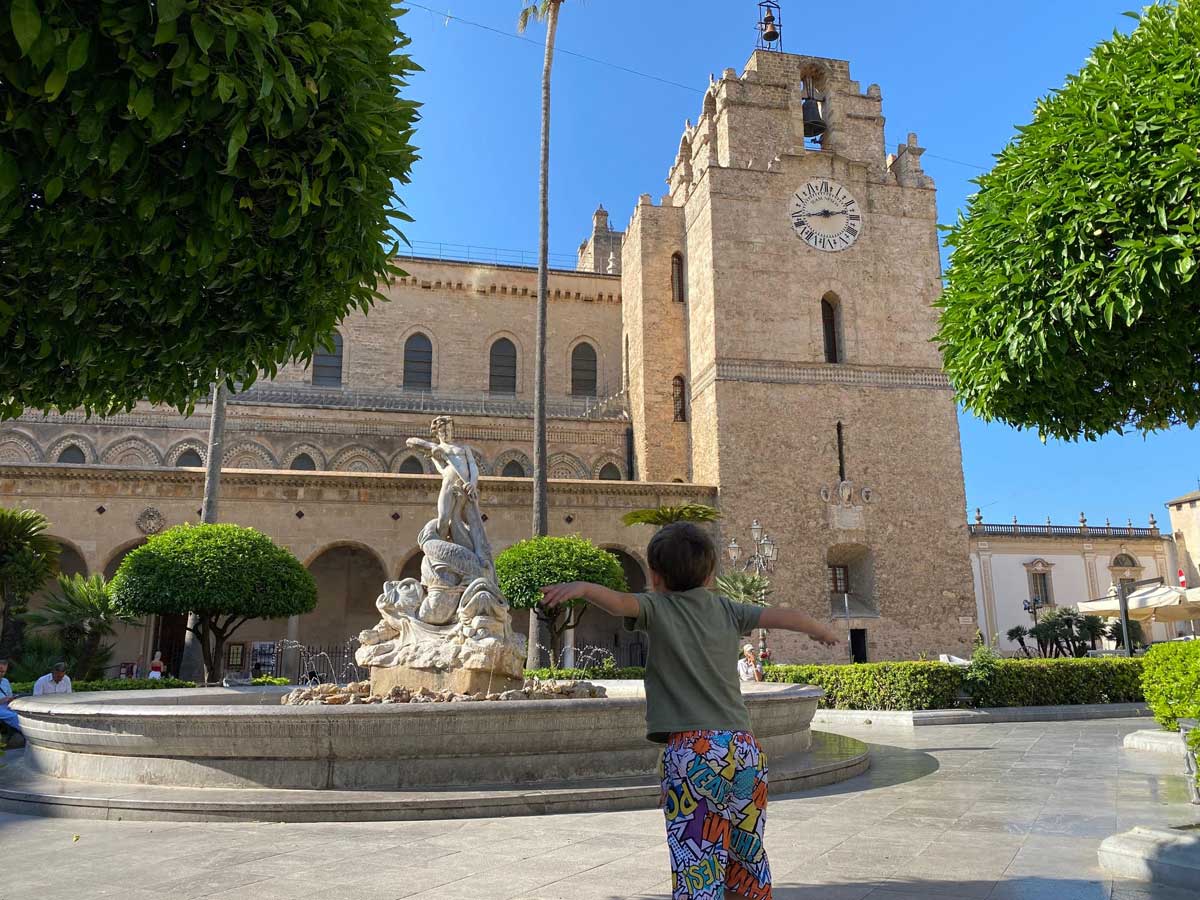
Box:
[936,2,1200,440]
[0,507,60,658]
[0,0,418,420]
[495,535,627,665]
[25,574,140,679]
[111,524,316,682]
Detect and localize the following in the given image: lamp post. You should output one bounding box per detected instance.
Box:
[726,519,779,656]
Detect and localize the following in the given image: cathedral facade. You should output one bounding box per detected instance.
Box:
[0,49,982,675]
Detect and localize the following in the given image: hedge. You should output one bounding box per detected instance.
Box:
[525,667,645,681]
[966,658,1144,708]
[766,662,964,710]
[1141,642,1200,731]
[9,677,195,694]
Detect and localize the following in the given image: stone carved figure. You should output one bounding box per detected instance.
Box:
[355,417,525,685]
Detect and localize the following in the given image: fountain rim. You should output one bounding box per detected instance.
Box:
[11,682,824,720]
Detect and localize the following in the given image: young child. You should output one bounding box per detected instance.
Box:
[541,522,840,900]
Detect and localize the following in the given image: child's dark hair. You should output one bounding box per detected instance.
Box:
[647,522,717,591]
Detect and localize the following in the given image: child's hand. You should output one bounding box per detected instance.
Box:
[540,582,587,609]
[809,625,841,647]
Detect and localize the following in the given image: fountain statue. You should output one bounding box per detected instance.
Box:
[356,416,526,695]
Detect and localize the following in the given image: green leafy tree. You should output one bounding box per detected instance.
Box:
[111,524,317,682]
[621,503,722,528]
[1107,618,1146,650]
[0,0,418,420]
[936,3,1200,439]
[0,507,60,658]
[25,574,139,680]
[517,0,566,668]
[713,571,772,607]
[496,536,627,664]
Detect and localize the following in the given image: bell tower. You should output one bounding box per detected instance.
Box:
[623,44,976,660]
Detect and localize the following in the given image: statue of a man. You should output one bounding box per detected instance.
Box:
[406,416,479,544]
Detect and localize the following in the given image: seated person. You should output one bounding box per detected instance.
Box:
[33,662,72,695]
[0,658,21,743]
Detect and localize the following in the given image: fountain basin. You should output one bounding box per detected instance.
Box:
[3,681,869,822]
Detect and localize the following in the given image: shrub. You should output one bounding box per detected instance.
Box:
[967,658,1144,708]
[112,524,317,683]
[251,675,291,686]
[1141,642,1200,731]
[0,506,60,657]
[496,536,627,665]
[524,666,645,681]
[766,662,964,711]
[10,677,195,694]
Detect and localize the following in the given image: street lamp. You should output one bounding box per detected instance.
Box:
[726,521,780,656]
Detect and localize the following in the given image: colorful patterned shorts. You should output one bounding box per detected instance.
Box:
[660,730,772,900]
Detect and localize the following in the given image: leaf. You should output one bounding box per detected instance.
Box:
[66,30,89,72]
[43,176,62,204]
[130,85,155,119]
[10,0,41,55]
[0,150,18,200]
[192,18,215,54]
[216,73,235,102]
[226,120,248,168]
[263,10,278,39]
[43,66,68,99]
[259,68,274,98]
[157,0,186,24]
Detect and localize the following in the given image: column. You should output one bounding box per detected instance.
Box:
[562,626,576,669]
[282,614,301,683]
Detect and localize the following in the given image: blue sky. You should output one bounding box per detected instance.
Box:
[395,0,1197,526]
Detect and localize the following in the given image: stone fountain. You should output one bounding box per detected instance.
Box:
[355,416,526,697]
[2,416,869,822]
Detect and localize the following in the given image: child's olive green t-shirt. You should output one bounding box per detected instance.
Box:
[622,587,764,743]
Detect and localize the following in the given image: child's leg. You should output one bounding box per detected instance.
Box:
[661,732,732,900]
[723,733,772,900]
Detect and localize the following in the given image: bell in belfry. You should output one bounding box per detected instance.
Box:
[802,94,826,138]
[761,11,780,43]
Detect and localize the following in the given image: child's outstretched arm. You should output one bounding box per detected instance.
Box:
[759,607,841,647]
[541,582,640,619]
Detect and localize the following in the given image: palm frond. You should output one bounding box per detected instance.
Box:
[714,570,773,606]
[517,2,556,33]
[621,503,722,527]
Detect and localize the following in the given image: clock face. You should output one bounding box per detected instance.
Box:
[789,179,862,252]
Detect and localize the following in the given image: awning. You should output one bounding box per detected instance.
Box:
[1077,584,1200,623]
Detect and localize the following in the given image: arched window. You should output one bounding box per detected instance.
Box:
[398,456,425,475]
[489,338,517,394]
[502,460,527,478]
[571,342,598,398]
[56,445,86,464]
[403,332,433,391]
[671,253,685,303]
[176,449,203,468]
[672,375,687,422]
[312,332,344,386]
[1112,553,1138,568]
[598,463,622,481]
[290,453,317,471]
[822,295,841,363]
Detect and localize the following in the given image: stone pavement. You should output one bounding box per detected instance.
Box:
[1,718,1197,900]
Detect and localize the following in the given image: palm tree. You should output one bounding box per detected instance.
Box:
[1006,625,1033,658]
[621,503,722,528]
[0,507,60,659]
[518,0,565,668]
[25,574,140,680]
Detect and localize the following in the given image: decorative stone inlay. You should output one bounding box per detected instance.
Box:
[135,507,165,535]
[692,359,953,395]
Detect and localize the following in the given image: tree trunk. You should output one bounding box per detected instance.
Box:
[77,632,104,680]
[527,1,560,670]
[0,603,26,662]
[209,631,227,684]
[180,379,228,682]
